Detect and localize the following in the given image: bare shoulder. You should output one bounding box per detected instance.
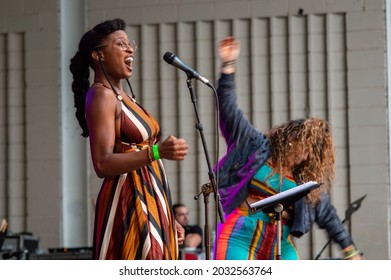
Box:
[86,84,118,114]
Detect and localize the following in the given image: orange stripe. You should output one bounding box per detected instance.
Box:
[248,220,263,260]
[215,211,240,260]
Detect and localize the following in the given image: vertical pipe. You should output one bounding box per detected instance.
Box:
[385,0,391,259]
[7,33,26,232]
[0,36,8,224]
[60,0,88,247]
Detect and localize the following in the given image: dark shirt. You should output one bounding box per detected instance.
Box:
[184,224,203,249]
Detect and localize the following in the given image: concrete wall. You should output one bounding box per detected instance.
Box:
[0,0,389,259]
[0,0,61,249]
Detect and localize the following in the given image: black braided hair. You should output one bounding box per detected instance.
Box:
[69,18,127,137]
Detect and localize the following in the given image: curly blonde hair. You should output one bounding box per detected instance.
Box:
[266,117,335,204]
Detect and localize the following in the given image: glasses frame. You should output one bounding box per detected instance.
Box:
[96,38,137,52]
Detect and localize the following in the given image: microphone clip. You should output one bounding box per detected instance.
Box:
[194,183,213,200]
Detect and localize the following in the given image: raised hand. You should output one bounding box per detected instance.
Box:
[218,36,240,63]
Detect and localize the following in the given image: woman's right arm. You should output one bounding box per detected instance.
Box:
[217,37,262,147]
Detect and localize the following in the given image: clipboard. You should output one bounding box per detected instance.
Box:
[248,181,322,213]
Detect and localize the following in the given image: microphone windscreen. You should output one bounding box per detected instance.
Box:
[163,52,175,64]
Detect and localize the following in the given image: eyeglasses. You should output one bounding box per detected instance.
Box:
[96,38,137,52]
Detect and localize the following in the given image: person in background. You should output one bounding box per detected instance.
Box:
[69,18,189,260]
[0,219,7,234]
[0,219,8,252]
[213,36,363,260]
[173,203,203,249]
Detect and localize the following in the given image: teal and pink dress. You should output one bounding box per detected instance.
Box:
[215,162,299,260]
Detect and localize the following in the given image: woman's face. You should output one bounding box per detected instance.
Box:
[290,142,309,166]
[98,30,136,79]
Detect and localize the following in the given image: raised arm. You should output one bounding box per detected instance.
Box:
[217,37,262,147]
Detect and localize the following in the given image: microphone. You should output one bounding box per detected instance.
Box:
[163,52,212,87]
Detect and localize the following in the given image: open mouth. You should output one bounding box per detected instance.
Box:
[125,56,133,71]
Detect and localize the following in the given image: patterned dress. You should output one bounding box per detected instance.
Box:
[215,162,299,260]
[92,97,178,260]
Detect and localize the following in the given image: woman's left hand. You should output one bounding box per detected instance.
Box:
[175,220,185,245]
[158,135,189,161]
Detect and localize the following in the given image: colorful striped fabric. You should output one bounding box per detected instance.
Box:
[214,163,299,260]
[92,98,178,260]
[215,208,299,260]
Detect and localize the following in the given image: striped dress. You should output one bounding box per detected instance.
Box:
[92,98,178,260]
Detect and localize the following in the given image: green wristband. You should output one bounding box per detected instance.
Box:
[152,144,160,160]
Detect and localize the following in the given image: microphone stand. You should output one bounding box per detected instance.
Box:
[272,203,283,260]
[185,77,225,260]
